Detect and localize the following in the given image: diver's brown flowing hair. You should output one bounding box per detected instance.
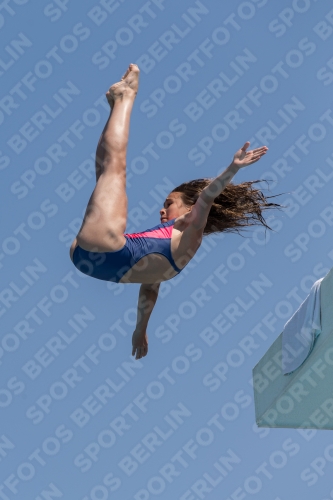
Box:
[172,178,288,236]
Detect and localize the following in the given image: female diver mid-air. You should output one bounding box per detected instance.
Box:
[70,64,284,361]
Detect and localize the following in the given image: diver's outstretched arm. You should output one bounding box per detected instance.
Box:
[188,142,268,230]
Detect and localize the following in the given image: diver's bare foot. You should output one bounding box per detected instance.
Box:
[107,81,135,103]
[121,63,140,94]
[106,92,114,108]
[105,64,140,106]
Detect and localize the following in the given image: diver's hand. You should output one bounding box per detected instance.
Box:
[132,328,148,360]
[232,142,268,169]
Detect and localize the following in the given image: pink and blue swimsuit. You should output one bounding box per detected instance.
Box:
[72,218,182,282]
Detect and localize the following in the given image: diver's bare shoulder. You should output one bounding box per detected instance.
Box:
[171,213,204,269]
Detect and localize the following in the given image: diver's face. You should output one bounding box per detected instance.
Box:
[160,192,191,222]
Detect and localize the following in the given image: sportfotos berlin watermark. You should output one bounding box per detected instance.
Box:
[2,1,333,499]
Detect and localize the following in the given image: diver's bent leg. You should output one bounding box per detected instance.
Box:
[76,64,140,253]
[95,111,111,183]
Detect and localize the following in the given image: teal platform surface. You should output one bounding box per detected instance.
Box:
[253,266,333,429]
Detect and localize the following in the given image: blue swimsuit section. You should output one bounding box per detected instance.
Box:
[72,219,182,283]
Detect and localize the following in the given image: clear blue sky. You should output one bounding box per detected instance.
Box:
[2,0,333,498]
